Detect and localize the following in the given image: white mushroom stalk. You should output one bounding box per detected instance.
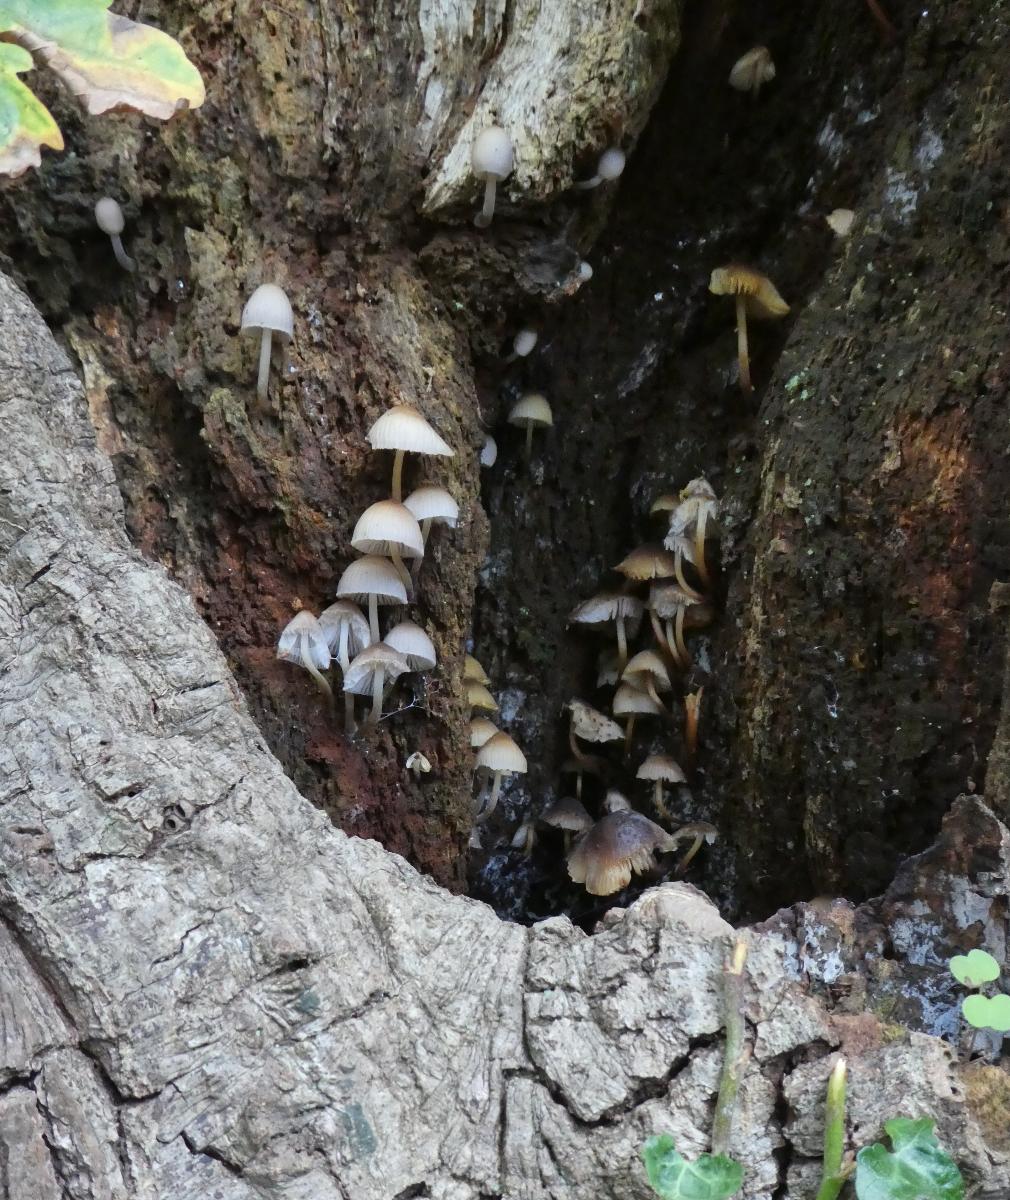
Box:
[574,146,626,190]
[343,643,410,724]
[94,197,135,273]
[508,393,553,460]
[471,126,514,229]
[277,611,333,706]
[319,601,372,734]
[241,283,294,403]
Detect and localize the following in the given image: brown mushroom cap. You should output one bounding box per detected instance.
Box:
[541,797,593,833]
[568,698,624,744]
[708,265,789,320]
[649,583,703,619]
[615,543,678,582]
[637,754,687,785]
[567,812,676,895]
[650,493,679,517]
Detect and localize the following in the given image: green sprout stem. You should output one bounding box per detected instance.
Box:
[815,1058,850,1200]
[711,937,749,1157]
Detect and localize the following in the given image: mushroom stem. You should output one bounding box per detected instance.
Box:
[368,594,380,643]
[299,642,334,708]
[485,770,504,817]
[391,449,406,503]
[256,329,273,402]
[338,629,356,735]
[110,235,135,273]
[675,549,705,602]
[674,608,690,668]
[694,506,711,588]
[369,666,385,723]
[411,519,432,586]
[616,615,629,670]
[685,688,703,764]
[663,619,684,668]
[474,177,497,229]
[624,714,636,751]
[568,727,590,766]
[653,780,669,820]
[648,607,672,664]
[524,421,534,459]
[575,771,583,802]
[563,830,574,852]
[735,293,752,395]
[573,174,603,191]
[676,834,705,874]
[391,550,413,601]
[643,677,672,719]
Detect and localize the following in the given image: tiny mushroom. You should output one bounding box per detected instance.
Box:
[470,716,500,748]
[596,647,620,687]
[709,264,789,395]
[511,817,537,856]
[508,328,539,361]
[541,796,593,850]
[464,653,490,685]
[406,751,432,776]
[480,436,498,468]
[575,146,627,190]
[567,811,676,896]
[650,493,679,519]
[615,543,678,584]
[471,125,514,228]
[404,486,459,584]
[508,392,553,459]
[728,46,776,96]
[621,649,673,716]
[336,554,407,642]
[94,197,135,272]
[604,789,633,813]
[277,610,332,703]
[241,283,294,403]
[384,620,437,674]
[826,208,856,238]
[672,820,719,873]
[351,499,425,597]
[475,731,527,820]
[368,404,454,503]
[613,682,663,750]
[637,754,686,820]
[343,642,410,724]
[649,582,704,667]
[569,591,644,670]
[319,600,372,732]
[666,478,719,588]
[466,681,499,713]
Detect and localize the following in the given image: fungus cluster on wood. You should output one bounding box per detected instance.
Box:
[466,653,527,837]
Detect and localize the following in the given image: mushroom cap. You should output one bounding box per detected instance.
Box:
[637,754,687,785]
[471,125,514,180]
[615,543,678,582]
[470,716,499,748]
[578,261,594,281]
[508,393,553,429]
[513,328,538,357]
[672,820,719,845]
[336,555,408,605]
[826,208,856,238]
[384,620,437,671]
[351,500,425,559]
[367,405,454,457]
[541,797,593,833]
[567,812,676,895]
[728,45,776,92]
[622,650,672,691]
[318,601,372,658]
[406,750,432,774]
[613,683,663,717]
[480,436,498,467]
[603,789,633,813]
[597,147,626,180]
[95,197,125,235]
[241,283,294,338]
[277,610,330,670]
[464,654,490,684]
[569,592,644,627]
[708,265,789,320]
[650,493,679,516]
[568,698,623,744]
[662,531,698,565]
[476,731,527,775]
[649,582,702,619]
[466,681,499,712]
[404,486,459,527]
[343,642,411,695]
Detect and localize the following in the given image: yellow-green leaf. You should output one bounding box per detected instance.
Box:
[0,41,63,178]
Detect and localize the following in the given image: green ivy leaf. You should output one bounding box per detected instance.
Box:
[0,1,204,177]
[948,949,1000,988]
[855,1118,964,1200]
[961,993,1010,1033]
[642,1135,744,1200]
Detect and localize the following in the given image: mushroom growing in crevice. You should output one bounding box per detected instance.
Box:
[471,125,513,229]
[508,393,553,459]
[567,699,623,798]
[343,642,410,724]
[475,731,527,820]
[367,405,454,502]
[567,811,676,896]
[728,46,776,96]
[671,821,719,873]
[319,600,372,733]
[569,592,644,672]
[336,555,407,642]
[464,654,490,685]
[511,817,537,856]
[351,499,424,598]
[648,583,705,668]
[507,328,538,362]
[636,754,686,821]
[94,197,135,272]
[470,716,499,749]
[708,264,789,395]
[480,436,498,468]
[621,650,673,719]
[277,611,333,705]
[466,681,499,714]
[615,543,678,585]
[404,485,459,585]
[574,146,627,190]
[613,682,663,750]
[541,797,593,851]
[241,283,294,403]
[666,478,720,589]
[384,621,437,673]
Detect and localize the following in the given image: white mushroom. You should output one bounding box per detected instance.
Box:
[343,642,410,723]
[94,197,135,272]
[351,499,424,598]
[277,611,332,703]
[335,555,407,642]
[384,620,437,672]
[508,393,553,459]
[575,146,627,190]
[480,436,498,468]
[471,126,513,229]
[728,46,776,96]
[368,405,454,502]
[475,731,527,820]
[319,600,372,732]
[241,283,294,402]
[507,328,538,362]
[403,486,459,584]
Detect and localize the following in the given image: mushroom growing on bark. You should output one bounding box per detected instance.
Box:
[511,817,537,856]
[404,485,459,584]
[480,436,498,468]
[343,642,410,724]
[277,611,332,704]
[508,393,553,459]
[574,146,626,190]
[507,328,538,362]
[615,543,678,584]
[541,797,593,850]
[466,681,499,713]
[384,621,437,672]
[94,197,135,272]
[471,125,513,228]
[709,264,789,395]
[621,650,673,717]
[637,754,686,821]
[567,811,676,896]
[336,555,407,642]
[613,682,663,750]
[475,731,527,820]
[666,478,719,589]
[569,592,644,671]
[728,46,776,95]
[351,499,425,597]
[470,716,499,749]
[367,405,454,502]
[241,283,294,403]
[672,820,719,873]
[464,654,490,685]
[567,699,623,798]
[318,600,372,733]
[649,583,705,668]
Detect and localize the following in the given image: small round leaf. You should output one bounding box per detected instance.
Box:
[948,949,1000,988]
[961,993,1010,1033]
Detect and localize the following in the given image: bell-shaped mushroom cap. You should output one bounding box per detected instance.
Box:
[597,147,626,180]
[466,681,499,712]
[277,611,330,669]
[470,716,499,748]
[351,500,425,559]
[569,592,644,628]
[480,436,498,467]
[318,601,372,657]
[384,620,437,671]
[650,493,679,517]
[649,582,701,619]
[708,265,790,320]
[508,393,553,429]
[672,821,719,845]
[728,45,776,92]
[342,642,411,696]
[568,698,623,744]
[567,812,676,895]
[241,283,294,338]
[513,328,538,357]
[476,731,527,775]
[464,653,490,684]
[604,789,633,813]
[404,486,459,527]
[542,797,593,833]
[471,126,514,179]
[95,197,125,235]
[637,754,687,785]
[623,649,673,691]
[615,543,678,582]
[367,405,454,457]
[336,555,408,605]
[613,683,663,717]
